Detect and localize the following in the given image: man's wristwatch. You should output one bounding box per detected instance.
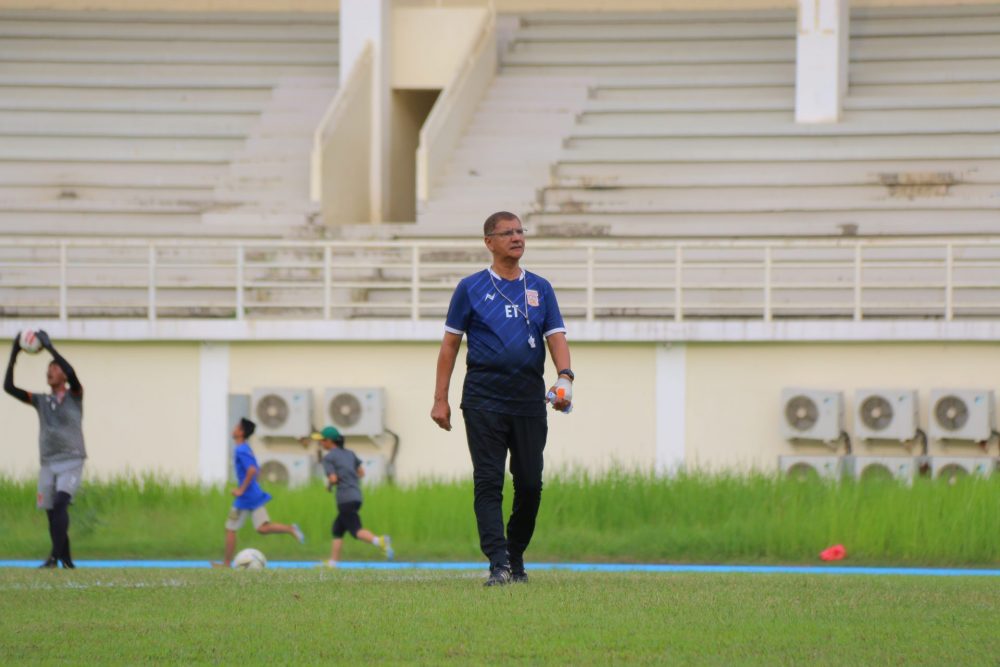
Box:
[558,369,575,381]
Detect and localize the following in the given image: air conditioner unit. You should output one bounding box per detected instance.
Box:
[258,453,314,488]
[855,389,919,442]
[780,389,843,442]
[927,456,997,482]
[929,389,996,442]
[842,456,918,483]
[359,454,388,486]
[324,387,385,436]
[251,388,313,438]
[778,455,843,481]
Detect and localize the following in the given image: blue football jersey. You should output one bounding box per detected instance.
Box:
[445,268,566,416]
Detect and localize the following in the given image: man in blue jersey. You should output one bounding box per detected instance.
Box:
[432,211,574,586]
[214,418,305,568]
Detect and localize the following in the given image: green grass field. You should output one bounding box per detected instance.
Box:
[1,568,998,664]
[2,472,999,566]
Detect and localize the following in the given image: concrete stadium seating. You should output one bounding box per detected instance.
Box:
[3,6,1000,321]
[416,4,1000,240]
[0,9,339,239]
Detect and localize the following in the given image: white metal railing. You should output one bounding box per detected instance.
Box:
[2,237,1000,322]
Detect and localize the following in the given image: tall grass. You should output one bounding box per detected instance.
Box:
[1,472,997,565]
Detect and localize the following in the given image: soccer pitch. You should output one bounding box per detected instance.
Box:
[2,568,998,664]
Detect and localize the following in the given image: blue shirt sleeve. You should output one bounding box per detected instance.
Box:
[541,279,566,338]
[445,279,472,335]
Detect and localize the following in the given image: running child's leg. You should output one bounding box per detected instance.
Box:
[223,529,238,566]
[252,507,304,542]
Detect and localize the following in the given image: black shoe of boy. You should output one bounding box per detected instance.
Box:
[60,558,76,569]
[484,563,512,587]
[39,557,58,569]
[508,552,528,583]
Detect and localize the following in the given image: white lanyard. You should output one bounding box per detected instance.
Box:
[488,268,536,348]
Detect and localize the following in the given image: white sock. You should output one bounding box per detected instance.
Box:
[372,536,382,547]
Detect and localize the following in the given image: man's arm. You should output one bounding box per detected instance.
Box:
[232,465,257,497]
[37,331,82,395]
[431,332,462,431]
[3,335,31,405]
[546,333,573,412]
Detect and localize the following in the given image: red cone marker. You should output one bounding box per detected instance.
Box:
[819,544,846,561]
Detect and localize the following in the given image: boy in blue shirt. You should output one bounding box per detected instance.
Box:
[214,418,305,567]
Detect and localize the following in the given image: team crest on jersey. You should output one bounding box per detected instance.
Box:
[484,293,495,302]
[526,289,539,307]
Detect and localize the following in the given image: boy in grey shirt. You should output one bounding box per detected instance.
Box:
[316,426,393,567]
[4,330,85,569]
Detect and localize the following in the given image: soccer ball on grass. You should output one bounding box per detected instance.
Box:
[232,548,267,570]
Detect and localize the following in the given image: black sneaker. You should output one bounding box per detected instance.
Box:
[508,553,528,583]
[38,557,58,569]
[484,563,512,587]
[60,558,76,569]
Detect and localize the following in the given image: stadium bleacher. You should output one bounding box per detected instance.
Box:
[2,5,1000,320]
[0,9,339,239]
[418,4,1000,240]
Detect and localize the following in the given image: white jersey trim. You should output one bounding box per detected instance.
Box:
[444,325,465,336]
[543,327,568,339]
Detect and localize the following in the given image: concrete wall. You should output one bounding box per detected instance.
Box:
[392,7,486,89]
[4,338,999,482]
[388,89,439,222]
[1,343,200,479]
[0,339,657,483]
[685,342,1000,471]
[228,341,657,480]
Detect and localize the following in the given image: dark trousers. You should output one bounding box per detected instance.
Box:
[463,408,547,568]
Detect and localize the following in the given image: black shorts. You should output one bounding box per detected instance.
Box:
[332,501,363,538]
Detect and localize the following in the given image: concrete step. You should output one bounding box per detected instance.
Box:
[0,213,301,238]
[562,133,1000,161]
[1,38,337,65]
[515,21,795,41]
[509,37,794,61]
[523,58,1000,88]
[540,184,1000,213]
[552,159,1000,188]
[502,61,793,84]
[0,161,225,187]
[0,110,258,137]
[520,5,1000,25]
[0,136,241,162]
[503,48,793,66]
[0,62,338,87]
[514,15,1000,40]
[573,108,1000,135]
[0,18,337,41]
[0,185,213,201]
[0,85,276,112]
[585,87,1000,112]
[526,209,1000,238]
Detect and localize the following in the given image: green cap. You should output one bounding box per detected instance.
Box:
[321,426,343,442]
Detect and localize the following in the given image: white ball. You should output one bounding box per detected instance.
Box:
[232,548,267,570]
[19,330,42,355]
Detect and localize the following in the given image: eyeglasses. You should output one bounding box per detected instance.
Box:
[486,228,527,238]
